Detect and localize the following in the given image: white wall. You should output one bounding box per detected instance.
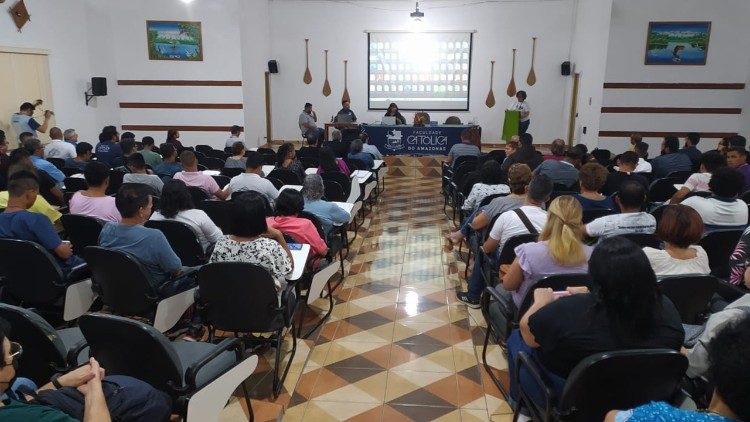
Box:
[239,0,272,147]
[267,0,575,144]
[598,0,750,153]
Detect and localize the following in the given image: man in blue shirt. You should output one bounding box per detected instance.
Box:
[94,125,122,167]
[153,143,182,177]
[651,136,693,179]
[22,138,64,188]
[10,102,52,139]
[347,139,375,169]
[97,183,194,295]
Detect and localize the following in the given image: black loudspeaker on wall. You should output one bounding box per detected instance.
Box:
[561,61,571,76]
[91,77,107,96]
[268,60,279,74]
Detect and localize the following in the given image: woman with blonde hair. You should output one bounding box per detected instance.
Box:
[501,195,592,308]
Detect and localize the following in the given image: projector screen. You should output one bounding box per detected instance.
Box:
[368,31,473,112]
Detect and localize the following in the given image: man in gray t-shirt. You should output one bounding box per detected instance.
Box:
[299,102,324,143]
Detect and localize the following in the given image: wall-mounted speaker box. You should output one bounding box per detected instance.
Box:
[268,60,279,74]
[561,61,571,76]
[91,77,107,96]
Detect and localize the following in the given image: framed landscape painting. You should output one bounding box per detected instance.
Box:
[645,21,711,65]
[147,20,203,61]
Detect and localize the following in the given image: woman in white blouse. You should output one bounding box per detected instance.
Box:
[642,204,710,277]
[149,179,223,252]
[461,159,509,211]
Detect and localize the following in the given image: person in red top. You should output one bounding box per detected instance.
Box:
[266,189,328,259]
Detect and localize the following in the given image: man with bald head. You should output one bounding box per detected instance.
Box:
[43,127,76,160]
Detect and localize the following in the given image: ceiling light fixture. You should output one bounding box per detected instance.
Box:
[410,2,424,21]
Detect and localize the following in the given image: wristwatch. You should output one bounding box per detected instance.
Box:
[50,373,64,389]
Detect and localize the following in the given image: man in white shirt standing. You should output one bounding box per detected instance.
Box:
[224,125,244,149]
[586,180,656,238]
[225,151,279,206]
[507,91,531,134]
[44,127,76,160]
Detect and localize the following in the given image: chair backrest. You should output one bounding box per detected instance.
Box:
[667,170,692,184]
[0,303,69,386]
[145,220,206,266]
[267,176,284,190]
[192,150,207,160]
[206,150,229,161]
[590,149,611,166]
[196,263,288,332]
[211,175,230,189]
[322,179,346,202]
[488,149,506,164]
[648,178,678,203]
[199,157,225,170]
[268,169,301,186]
[257,147,275,155]
[83,246,160,317]
[105,170,127,195]
[195,145,213,155]
[0,239,66,305]
[320,172,352,197]
[516,274,592,318]
[618,233,661,249]
[557,349,687,422]
[699,229,744,278]
[299,156,320,169]
[60,214,104,258]
[79,313,184,392]
[63,177,87,193]
[262,153,276,165]
[344,158,366,171]
[220,167,243,178]
[187,186,209,204]
[198,200,237,234]
[741,190,750,205]
[659,275,718,324]
[62,167,82,177]
[452,162,476,184]
[582,208,617,224]
[341,128,360,142]
[452,155,477,169]
[497,233,539,266]
[47,157,65,170]
[650,204,667,224]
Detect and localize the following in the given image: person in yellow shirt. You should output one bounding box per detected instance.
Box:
[0,190,61,224]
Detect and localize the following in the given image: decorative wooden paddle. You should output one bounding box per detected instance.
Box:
[485,61,496,108]
[322,50,331,97]
[526,37,537,86]
[507,48,517,97]
[342,60,351,103]
[303,39,312,85]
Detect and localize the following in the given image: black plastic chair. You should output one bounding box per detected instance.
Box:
[195,263,297,397]
[581,208,616,224]
[667,170,692,184]
[619,232,661,249]
[206,150,229,161]
[262,153,276,165]
[198,200,237,234]
[344,158,366,171]
[740,190,750,205]
[590,149,612,166]
[648,178,678,203]
[651,204,667,223]
[0,303,87,386]
[322,180,346,202]
[267,176,284,190]
[106,170,126,195]
[63,177,87,192]
[514,349,687,422]
[220,167,243,178]
[79,313,251,420]
[145,220,207,266]
[199,157,225,170]
[659,275,717,324]
[497,233,539,267]
[62,167,83,177]
[257,147,275,155]
[60,214,104,258]
[516,274,592,319]
[195,145,213,155]
[299,156,320,169]
[268,169,302,186]
[47,157,65,170]
[699,229,743,278]
[320,171,352,198]
[211,175,231,189]
[187,186,209,205]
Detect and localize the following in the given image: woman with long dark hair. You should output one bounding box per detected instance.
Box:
[317,146,350,176]
[384,103,406,125]
[149,179,223,252]
[274,142,305,180]
[165,129,184,149]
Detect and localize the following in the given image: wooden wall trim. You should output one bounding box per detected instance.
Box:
[117,80,242,87]
[601,107,741,114]
[121,125,242,132]
[120,102,243,109]
[599,131,736,138]
[603,82,745,90]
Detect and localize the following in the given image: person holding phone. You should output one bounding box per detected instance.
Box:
[11,101,53,139]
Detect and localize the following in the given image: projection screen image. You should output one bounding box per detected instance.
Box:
[368,31,473,111]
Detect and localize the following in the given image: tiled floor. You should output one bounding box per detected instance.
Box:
[220,156,512,421]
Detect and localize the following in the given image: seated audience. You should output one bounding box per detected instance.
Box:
[226,151,279,206]
[360,133,383,160]
[446,127,481,166]
[509,236,683,404]
[651,135,693,179]
[502,195,592,308]
[500,133,543,173]
[7,149,63,207]
[327,128,350,158]
[224,141,247,169]
[533,147,582,189]
[298,135,321,157]
[43,127,76,160]
[174,150,229,200]
[64,141,93,171]
[729,135,747,149]
[725,146,750,191]
[318,146,350,176]
[607,314,750,422]
[224,125,243,149]
[150,180,223,252]
[502,138,520,166]
[23,138,64,188]
[602,151,649,196]
[456,174,552,308]
[574,163,615,211]
[347,139,375,170]
[274,142,306,180]
[122,153,163,195]
[0,165,61,224]
[670,150,727,203]
[111,137,136,170]
[165,129,184,150]
[717,136,730,156]
[302,174,350,237]
[98,184,193,294]
[69,162,121,222]
[632,141,652,173]
[585,180,655,238]
[267,189,328,258]
[210,191,293,291]
[628,132,642,152]
[94,125,122,167]
[153,143,182,177]
[63,128,78,145]
[0,171,82,270]
[462,160,509,211]
[445,163,530,246]
[541,138,566,161]
[682,167,748,230]
[642,204,709,277]
[680,131,702,169]
[138,136,163,169]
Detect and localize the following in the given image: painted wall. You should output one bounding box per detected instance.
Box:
[239,0,272,148]
[266,0,576,144]
[598,0,750,153]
